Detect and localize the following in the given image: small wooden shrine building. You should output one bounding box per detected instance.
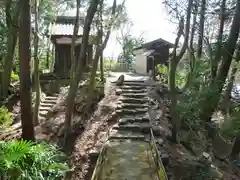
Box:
[49,15,94,78]
[133,38,174,75]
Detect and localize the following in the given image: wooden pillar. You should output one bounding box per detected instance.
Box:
[149,56,156,81]
[53,44,58,75]
[50,44,55,72]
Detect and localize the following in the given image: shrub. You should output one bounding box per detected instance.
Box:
[220,110,240,140]
[0,140,70,180]
[0,106,13,128]
[10,71,19,81]
[156,64,186,87]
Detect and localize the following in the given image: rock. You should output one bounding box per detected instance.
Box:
[152,126,170,137]
[107,112,118,122]
[156,138,164,146]
[202,152,212,163]
[213,132,235,160]
[116,74,124,86]
[89,149,100,161]
[161,153,170,166]
[115,89,122,95]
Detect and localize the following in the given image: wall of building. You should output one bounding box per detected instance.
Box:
[154,46,170,66]
[53,44,93,77]
[135,54,147,75]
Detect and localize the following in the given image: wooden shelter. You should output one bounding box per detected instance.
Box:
[134,38,174,75]
[49,16,94,78]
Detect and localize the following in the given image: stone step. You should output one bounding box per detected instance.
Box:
[120,89,147,94]
[120,85,146,90]
[43,99,57,104]
[123,81,156,86]
[119,97,148,104]
[40,102,55,107]
[108,130,148,141]
[112,124,151,133]
[121,93,147,99]
[118,117,150,125]
[116,108,147,116]
[117,103,148,109]
[45,96,58,100]
[112,80,146,85]
[39,115,45,121]
[123,80,146,83]
[39,106,52,111]
[123,82,147,86]
[39,110,49,117]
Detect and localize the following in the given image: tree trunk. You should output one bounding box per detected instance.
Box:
[181,4,197,91]
[70,0,81,80]
[19,0,35,140]
[211,0,226,83]
[168,0,193,142]
[100,52,104,82]
[220,44,240,114]
[196,0,206,59]
[88,0,116,93]
[33,0,40,126]
[231,134,240,160]
[169,61,178,142]
[64,0,99,143]
[199,0,240,124]
[99,2,104,83]
[1,1,20,98]
[89,30,102,94]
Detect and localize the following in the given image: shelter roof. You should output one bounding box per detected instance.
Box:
[134,38,175,51]
[49,15,84,36]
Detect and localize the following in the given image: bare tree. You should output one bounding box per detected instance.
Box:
[181,2,198,91]
[70,0,81,80]
[168,0,193,142]
[88,0,117,94]
[64,0,100,143]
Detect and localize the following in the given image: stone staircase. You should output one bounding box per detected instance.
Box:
[0,94,59,140]
[110,80,151,139]
[91,79,168,180]
[39,94,59,121]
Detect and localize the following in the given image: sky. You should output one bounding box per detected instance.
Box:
[104,0,177,58]
[66,0,177,58]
